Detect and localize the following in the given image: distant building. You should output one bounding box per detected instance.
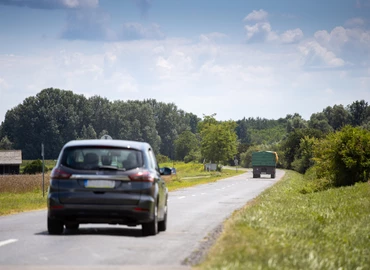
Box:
[0,150,22,175]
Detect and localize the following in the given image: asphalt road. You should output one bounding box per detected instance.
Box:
[0,169,284,270]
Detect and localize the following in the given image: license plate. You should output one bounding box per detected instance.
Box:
[84,180,115,188]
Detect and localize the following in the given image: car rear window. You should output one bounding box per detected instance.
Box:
[61,146,144,171]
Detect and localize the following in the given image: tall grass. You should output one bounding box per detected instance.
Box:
[0,174,50,215]
[197,171,370,270]
[0,173,50,193]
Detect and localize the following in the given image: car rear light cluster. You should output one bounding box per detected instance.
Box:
[51,168,72,179]
[129,171,155,182]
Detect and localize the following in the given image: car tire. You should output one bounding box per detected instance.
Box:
[48,218,64,235]
[158,202,167,232]
[271,174,275,179]
[65,223,79,230]
[142,203,158,236]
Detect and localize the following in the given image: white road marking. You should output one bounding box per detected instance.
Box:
[201,193,206,195]
[178,196,186,199]
[192,195,196,197]
[0,239,18,247]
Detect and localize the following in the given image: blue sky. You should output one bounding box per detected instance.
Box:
[0,0,369,123]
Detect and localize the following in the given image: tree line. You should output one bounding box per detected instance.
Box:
[0,88,200,159]
[1,88,370,187]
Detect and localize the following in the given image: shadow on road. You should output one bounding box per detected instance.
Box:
[35,226,144,237]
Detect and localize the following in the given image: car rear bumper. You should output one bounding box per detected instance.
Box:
[48,193,155,225]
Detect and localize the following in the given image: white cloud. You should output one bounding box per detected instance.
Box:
[314,26,370,66]
[156,56,173,70]
[280,28,304,44]
[245,22,303,44]
[0,31,369,124]
[244,9,268,22]
[315,26,370,52]
[243,10,303,44]
[245,22,279,42]
[299,41,345,68]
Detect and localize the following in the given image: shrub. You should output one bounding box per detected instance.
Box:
[313,126,370,186]
[184,149,202,163]
[156,154,170,164]
[23,159,48,174]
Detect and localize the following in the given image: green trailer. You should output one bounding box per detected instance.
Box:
[251,151,278,178]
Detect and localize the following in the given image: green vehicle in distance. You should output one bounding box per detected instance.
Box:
[252,151,278,179]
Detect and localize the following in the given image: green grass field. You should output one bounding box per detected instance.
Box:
[197,170,370,270]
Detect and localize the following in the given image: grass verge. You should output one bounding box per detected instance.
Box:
[0,191,47,216]
[160,162,244,191]
[196,170,370,270]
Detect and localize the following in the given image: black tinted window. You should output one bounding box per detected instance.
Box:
[61,147,143,170]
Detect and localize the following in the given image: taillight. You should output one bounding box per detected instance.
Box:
[129,171,155,182]
[134,207,150,212]
[51,168,72,179]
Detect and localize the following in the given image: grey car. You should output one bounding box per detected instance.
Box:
[47,139,169,236]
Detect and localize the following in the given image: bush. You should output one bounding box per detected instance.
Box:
[156,154,170,164]
[313,126,370,186]
[184,149,202,163]
[23,159,48,174]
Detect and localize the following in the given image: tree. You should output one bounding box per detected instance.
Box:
[0,136,13,150]
[291,136,317,174]
[281,128,322,169]
[286,114,307,133]
[174,130,199,161]
[323,105,350,130]
[313,126,370,186]
[309,112,333,134]
[347,100,369,126]
[199,115,238,165]
[80,124,97,139]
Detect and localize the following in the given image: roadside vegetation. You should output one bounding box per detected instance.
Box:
[1,89,370,267]
[0,162,244,216]
[0,173,50,215]
[197,170,370,270]
[160,162,244,191]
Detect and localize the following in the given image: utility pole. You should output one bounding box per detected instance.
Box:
[41,143,45,197]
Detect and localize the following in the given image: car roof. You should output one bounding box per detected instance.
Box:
[62,139,152,151]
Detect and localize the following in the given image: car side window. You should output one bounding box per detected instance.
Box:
[148,149,159,171]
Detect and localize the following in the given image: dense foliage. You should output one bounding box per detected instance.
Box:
[199,115,238,165]
[0,88,200,159]
[1,88,370,187]
[313,126,370,186]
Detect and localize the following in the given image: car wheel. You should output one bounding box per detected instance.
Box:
[271,174,275,179]
[158,202,167,232]
[142,203,158,236]
[65,223,79,230]
[48,217,64,235]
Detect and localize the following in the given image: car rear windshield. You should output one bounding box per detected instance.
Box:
[60,146,144,171]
